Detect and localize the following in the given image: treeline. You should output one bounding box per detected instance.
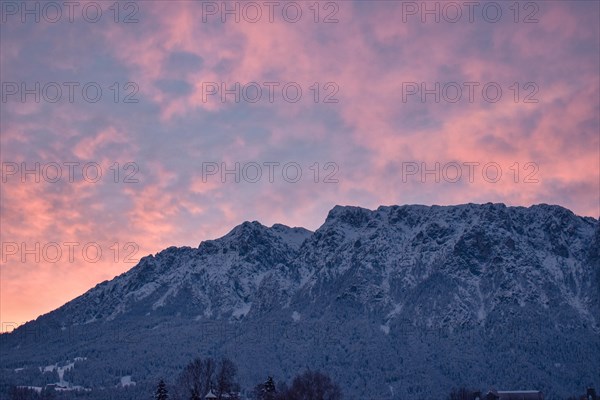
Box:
[6,386,57,400]
[251,373,342,400]
[5,355,341,400]
[446,388,481,400]
[156,356,342,400]
[168,357,239,399]
[446,386,598,400]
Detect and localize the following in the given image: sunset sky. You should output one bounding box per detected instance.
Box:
[1,1,598,327]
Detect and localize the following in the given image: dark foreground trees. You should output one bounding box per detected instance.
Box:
[253,376,279,400]
[9,386,56,400]
[254,371,342,400]
[286,371,342,400]
[155,379,169,400]
[447,387,481,400]
[173,357,239,400]
[165,358,341,400]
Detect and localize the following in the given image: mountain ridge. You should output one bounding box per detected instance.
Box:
[2,202,599,399]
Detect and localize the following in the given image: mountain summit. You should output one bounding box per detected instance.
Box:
[2,203,599,399]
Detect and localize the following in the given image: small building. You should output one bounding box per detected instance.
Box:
[485,390,544,400]
[45,383,67,390]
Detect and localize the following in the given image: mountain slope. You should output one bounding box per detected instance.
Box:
[1,203,598,399]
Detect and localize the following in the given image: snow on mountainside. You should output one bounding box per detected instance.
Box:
[302,204,599,328]
[1,203,599,399]
[43,221,312,324]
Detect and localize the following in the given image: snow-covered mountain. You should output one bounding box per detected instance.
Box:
[2,203,599,399]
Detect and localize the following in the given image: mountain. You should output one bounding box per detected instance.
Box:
[1,203,599,399]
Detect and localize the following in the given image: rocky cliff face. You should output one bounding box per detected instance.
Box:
[2,203,599,399]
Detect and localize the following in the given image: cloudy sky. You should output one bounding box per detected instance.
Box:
[1,0,598,326]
